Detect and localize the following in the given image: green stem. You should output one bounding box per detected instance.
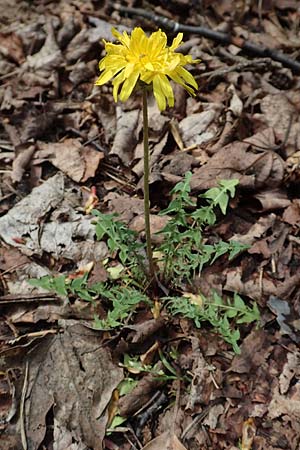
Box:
[142,89,155,282]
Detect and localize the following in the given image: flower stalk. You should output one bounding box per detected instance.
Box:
[142,89,155,281]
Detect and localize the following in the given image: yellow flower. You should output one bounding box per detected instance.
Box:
[95,27,199,111]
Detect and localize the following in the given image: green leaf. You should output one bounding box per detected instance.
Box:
[118,378,138,396]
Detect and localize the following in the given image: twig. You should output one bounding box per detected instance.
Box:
[111,4,300,73]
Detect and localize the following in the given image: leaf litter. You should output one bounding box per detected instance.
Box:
[1,1,300,449]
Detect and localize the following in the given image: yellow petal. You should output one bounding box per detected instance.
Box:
[157,74,174,107]
[112,70,126,102]
[176,66,198,89]
[119,70,140,102]
[111,28,130,48]
[170,33,183,51]
[95,69,114,85]
[153,76,166,111]
[145,62,155,71]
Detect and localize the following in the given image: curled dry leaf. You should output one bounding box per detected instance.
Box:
[118,363,165,417]
[11,145,36,183]
[251,189,291,212]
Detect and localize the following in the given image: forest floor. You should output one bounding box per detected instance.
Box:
[1,1,300,449]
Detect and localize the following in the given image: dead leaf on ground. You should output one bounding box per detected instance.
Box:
[104,192,144,223]
[141,432,188,450]
[24,322,123,450]
[190,141,284,192]
[231,214,276,246]
[267,296,300,344]
[186,338,213,410]
[178,106,221,147]
[251,189,291,212]
[0,32,25,64]
[268,382,300,421]
[118,364,165,417]
[35,139,104,183]
[25,20,63,72]
[279,351,300,395]
[0,173,108,261]
[255,94,297,141]
[11,144,35,183]
[229,329,272,374]
[110,107,140,165]
[283,200,300,226]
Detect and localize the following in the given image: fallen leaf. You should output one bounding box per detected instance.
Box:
[251,189,290,212]
[118,364,165,417]
[231,214,276,246]
[283,200,300,226]
[279,351,300,395]
[35,139,103,183]
[229,329,272,374]
[0,173,108,261]
[141,432,188,450]
[25,20,63,72]
[190,142,284,192]
[104,192,144,223]
[25,322,123,450]
[11,144,35,183]
[179,107,221,147]
[257,93,296,141]
[268,382,300,421]
[267,296,300,344]
[0,32,25,64]
[111,107,139,164]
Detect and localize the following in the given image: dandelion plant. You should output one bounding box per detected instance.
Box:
[95,27,199,281]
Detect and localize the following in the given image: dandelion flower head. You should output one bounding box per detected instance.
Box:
[95,27,199,111]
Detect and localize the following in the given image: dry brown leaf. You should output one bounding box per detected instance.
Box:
[231,214,276,246]
[104,192,144,223]
[283,200,300,226]
[257,94,296,141]
[141,432,188,450]
[25,322,123,450]
[251,189,291,212]
[229,329,272,374]
[111,107,139,164]
[11,144,35,183]
[0,32,25,64]
[178,107,221,147]
[279,351,300,395]
[224,267,276,302]
[268,383,300,421]
[118,364,165,417]
[191,141,284,192]
[36,139,103,182]
[25,21,63,72]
